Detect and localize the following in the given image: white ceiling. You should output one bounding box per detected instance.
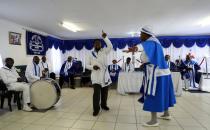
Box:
[1,0,210,39]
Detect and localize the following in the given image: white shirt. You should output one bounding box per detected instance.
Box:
[25,62,41,83]
[122,63,135,72]
[86,37,113,87]
[40,62,49,72]
[40,61,51,77]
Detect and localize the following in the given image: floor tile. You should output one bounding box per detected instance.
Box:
[115,123,137,130]
[51,118,76,127]
[117,115,136,123]
[72,120,95,129]
[92,122,115,130]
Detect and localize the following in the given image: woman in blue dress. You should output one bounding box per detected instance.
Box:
[137,26,176,127]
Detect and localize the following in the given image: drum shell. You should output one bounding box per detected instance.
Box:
[30,79,61,110]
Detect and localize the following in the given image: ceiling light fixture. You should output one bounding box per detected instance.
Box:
[128,32,140,37]
[197,16,210,27]
[60,21,82,32]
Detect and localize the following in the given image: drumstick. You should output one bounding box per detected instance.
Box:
[136,59,142,63]
[117,59,122,63]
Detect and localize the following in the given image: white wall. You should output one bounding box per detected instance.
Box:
[0,54,3,68]
[0,19,49,66]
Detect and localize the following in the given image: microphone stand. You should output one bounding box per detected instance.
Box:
[204,57,210,79]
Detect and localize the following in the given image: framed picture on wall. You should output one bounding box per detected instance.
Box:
[9,32,21,45]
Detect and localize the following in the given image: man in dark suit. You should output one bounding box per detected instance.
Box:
[59,56,76,89]
[165,55,176,71]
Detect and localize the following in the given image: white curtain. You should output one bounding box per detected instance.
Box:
[46,44,210,75]
[163,44,210,72]
[46,46,62,75]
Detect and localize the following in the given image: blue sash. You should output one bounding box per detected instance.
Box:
[92,51,97,59]
[33,63,40,76]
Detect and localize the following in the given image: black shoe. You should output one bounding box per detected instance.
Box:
[93,111,99,116]
[101,106,110,111]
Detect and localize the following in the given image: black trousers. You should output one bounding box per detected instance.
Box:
[49,72,56,80]
[92,84,109,112]
[59,74,75,88]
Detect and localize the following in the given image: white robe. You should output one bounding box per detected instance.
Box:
[0,66,30,104]
[40,61,52,78]
[122,63,134,72]
[25,62,41,83]
[86,37,113,87]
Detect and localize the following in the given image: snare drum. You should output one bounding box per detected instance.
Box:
[30,79,61,110]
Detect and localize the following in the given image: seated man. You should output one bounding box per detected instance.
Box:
[59,56,76,89]
[108,59,121,83]
[0,58,32,111]
[40,56,56,79]
[25,56,43,83]
[180,54,201,90]
[165,55,176,71]
[122,57,134,72]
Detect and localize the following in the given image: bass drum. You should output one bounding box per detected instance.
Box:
[30,79,61,110]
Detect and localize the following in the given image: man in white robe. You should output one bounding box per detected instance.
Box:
[86,31,112,116]
[0,58,32,111]
[122,57,135,72]
[25,56,42,83]
[40,56,50,78]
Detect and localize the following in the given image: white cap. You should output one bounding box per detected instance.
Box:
[141,26,154,36]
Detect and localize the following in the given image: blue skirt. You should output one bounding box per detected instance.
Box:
[139,75,176,112]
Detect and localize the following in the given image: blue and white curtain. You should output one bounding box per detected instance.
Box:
[45,35,210,75]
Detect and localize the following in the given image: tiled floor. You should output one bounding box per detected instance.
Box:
[0,87,210,130]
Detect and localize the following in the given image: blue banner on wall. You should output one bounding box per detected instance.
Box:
[26,31,46,55]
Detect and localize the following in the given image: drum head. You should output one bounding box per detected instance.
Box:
[31,80,59,110]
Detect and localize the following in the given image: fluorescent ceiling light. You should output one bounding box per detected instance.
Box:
[197,16,210,27]
[60,21,82,32]
[128,32,140,37]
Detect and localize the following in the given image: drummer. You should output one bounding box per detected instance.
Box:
[40,56,56,79]
[25,56,45,83]
[0,58,32,111]
[40,56,50,78]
